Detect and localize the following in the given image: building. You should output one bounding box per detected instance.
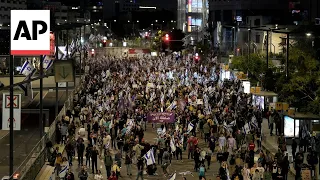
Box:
[103,0,139,20]
[0,0,27,27]
[209,0,288,26]
[177,0,209,42]
[43,2,85,25]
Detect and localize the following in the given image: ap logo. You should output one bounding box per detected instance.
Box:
[10,10,50,55]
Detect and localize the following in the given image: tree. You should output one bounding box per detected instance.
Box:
[276,46,320,113]
[231,54,268,83]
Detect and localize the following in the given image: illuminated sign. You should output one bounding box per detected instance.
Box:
[50,32,55,57]
[188,16,191,32]
[188,0,192,12]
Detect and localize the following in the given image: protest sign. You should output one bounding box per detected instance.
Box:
[147,112,175,123]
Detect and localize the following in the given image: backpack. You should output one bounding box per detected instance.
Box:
[199,166,205,176]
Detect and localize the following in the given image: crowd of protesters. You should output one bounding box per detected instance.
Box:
[43,51,320,180]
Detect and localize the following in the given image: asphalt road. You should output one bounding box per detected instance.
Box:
[0,89,70,178]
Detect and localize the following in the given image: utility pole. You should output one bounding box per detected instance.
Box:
[39,55,43,137]
[9,55,14,180]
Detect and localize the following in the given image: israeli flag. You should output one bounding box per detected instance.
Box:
[143,149,155,165]
[42,55,53,70]
[187,122,194,133]
[167,101,177,110]
[20,60,35,76]
[243,123,251,134]
[170,138,176,152]
[251,115,258,129]
[168,173,176,180]
[162,127,166,136]
[19,68,36,97]
[228,120,236,128]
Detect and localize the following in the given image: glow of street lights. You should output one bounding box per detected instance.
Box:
[171,20,173,22]
[128,20,130,23]
[306,33,312,37]
[114,20,116,22]
[151,23,153,26]
[137,20,139,23]
[155,20,158,22]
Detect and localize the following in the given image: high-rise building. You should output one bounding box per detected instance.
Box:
[0,0,27,26]
[208,0,288,26]
[177,0,209,41]
[103,0,139,20]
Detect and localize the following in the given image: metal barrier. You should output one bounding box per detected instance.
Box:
[9,88,77,180]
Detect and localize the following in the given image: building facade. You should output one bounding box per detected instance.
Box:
[177,0,209,42]
[0,0,27,27]
[103,0,139,20]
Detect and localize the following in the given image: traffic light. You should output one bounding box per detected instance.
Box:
[165,34,169,41]
[102,39,107,47]
[194,53,199,63]
[91,49,95,57]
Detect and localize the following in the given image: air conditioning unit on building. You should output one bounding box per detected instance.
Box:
[315,18,320,25]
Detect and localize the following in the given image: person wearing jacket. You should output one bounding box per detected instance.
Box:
[78,166,88,180]
[55,153,63,176]
[65,170,75,180]
[104,150,113,178]
[65,141,75,166]
[112,161,121,178]
[77,139,85,166]
[125,151,133,176]
[60,123,68,145]
[203,121,211,142]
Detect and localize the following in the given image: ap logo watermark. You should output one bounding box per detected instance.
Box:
[10,10,50,55]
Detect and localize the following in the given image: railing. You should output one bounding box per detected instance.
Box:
[10,87,77,180]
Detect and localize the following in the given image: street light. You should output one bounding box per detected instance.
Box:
[306,33,312,37]
[155,20,158,22]
[128,20,130,23]
[114,20,117,22]
[137,20,139,23]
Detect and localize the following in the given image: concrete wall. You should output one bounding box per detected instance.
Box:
[0,76,80,89]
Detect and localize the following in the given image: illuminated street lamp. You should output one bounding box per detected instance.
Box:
[306,33,312,37]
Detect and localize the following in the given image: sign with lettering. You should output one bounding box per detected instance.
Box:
[147,112,175,123]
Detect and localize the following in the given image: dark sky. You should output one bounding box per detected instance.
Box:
[139,0,177,10]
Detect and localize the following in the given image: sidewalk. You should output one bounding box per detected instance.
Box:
[261,119,296,176]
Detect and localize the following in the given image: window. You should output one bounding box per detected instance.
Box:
[255,34,260,43]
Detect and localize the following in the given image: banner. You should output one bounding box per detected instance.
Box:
[147,112,175,123]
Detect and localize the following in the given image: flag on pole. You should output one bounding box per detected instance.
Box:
[42,55,54,70]
[162,127,166,136]
[243,123,251,134]
[187,122,194,133]
[143,149,156,165]
[19,68,36,97]
[170,138,176,152]
[250,115,258,129]
[20,60,35,76]
[167,173,176,180]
